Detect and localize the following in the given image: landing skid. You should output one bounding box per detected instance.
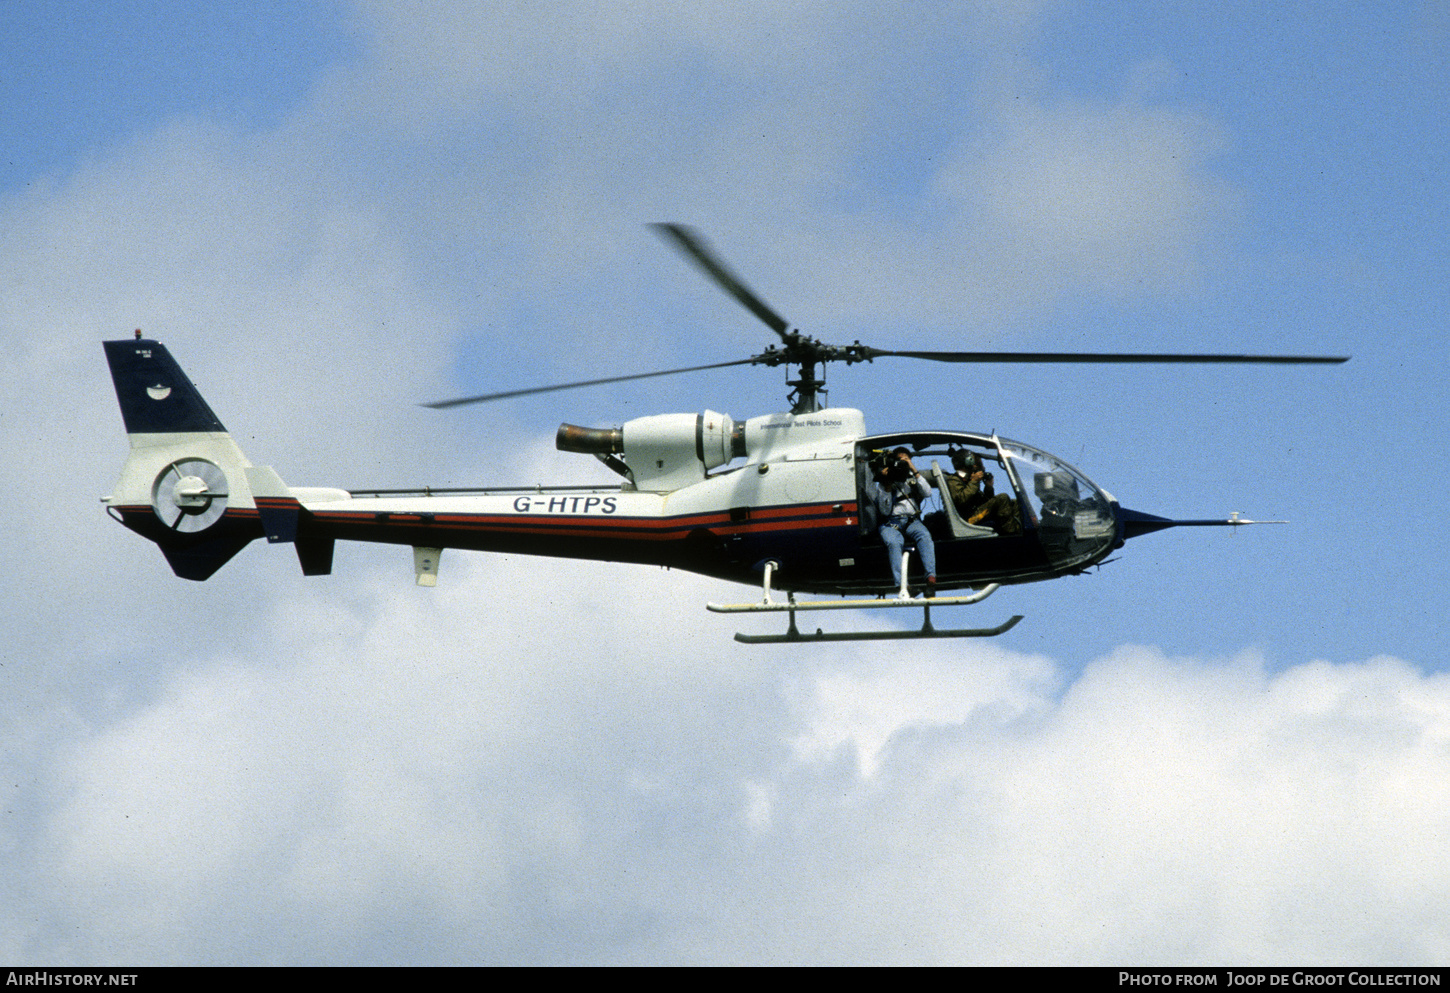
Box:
[730,609,1024,644]
[707,559,1024,643]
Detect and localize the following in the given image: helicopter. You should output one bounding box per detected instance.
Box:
[101,224,1348,643]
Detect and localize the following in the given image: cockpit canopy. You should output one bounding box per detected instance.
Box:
[858,430,1118,572]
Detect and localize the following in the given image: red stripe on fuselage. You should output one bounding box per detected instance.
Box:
[114,500,863,545]
[306,500,857,541]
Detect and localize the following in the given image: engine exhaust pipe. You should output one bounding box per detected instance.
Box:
[556,423,623,454]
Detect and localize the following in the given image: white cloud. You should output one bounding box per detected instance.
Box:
[953,98,1237,295]
[769,646,1450,964]
[786,643,1061,776]
[33,558,772,963]
[26,587,1450,965]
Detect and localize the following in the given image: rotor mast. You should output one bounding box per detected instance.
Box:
[751,333,875,414]
[753,335,828,414]
[787,358,823,414]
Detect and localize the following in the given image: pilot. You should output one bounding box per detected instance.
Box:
[945,450,1020,534]
[872,447,937,597]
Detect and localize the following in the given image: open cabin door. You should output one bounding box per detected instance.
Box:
[854,433,1022,542]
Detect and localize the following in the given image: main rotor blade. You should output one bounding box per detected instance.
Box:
[422,357,758,409]
[861,349,1350,365]
[651,223,792,339]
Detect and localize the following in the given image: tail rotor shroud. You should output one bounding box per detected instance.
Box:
[151,458,229,533]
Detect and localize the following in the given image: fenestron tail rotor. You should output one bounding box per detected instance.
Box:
[421,224,1348,413]
[151,458,229,533]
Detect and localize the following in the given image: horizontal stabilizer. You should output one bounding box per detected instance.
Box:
[245,466,300,543]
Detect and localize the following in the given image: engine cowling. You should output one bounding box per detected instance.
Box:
[557,410,744,491]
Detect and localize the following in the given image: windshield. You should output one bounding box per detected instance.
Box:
[996,437,1116,566]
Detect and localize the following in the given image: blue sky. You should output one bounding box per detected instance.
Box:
[1,2,356,189]
[3,0,1448,966]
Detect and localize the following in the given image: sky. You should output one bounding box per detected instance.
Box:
[2,0,1448,966]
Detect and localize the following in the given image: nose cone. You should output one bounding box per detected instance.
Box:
[1114,506,1265,543]
[1116,507,1181,542]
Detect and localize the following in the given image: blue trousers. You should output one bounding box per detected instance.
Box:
[879,516,936,588]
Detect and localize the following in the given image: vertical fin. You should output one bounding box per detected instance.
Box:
[104,338,227,434]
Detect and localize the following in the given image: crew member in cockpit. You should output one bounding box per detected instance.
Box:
[946,450,1021,534]
[872,447,937,597]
